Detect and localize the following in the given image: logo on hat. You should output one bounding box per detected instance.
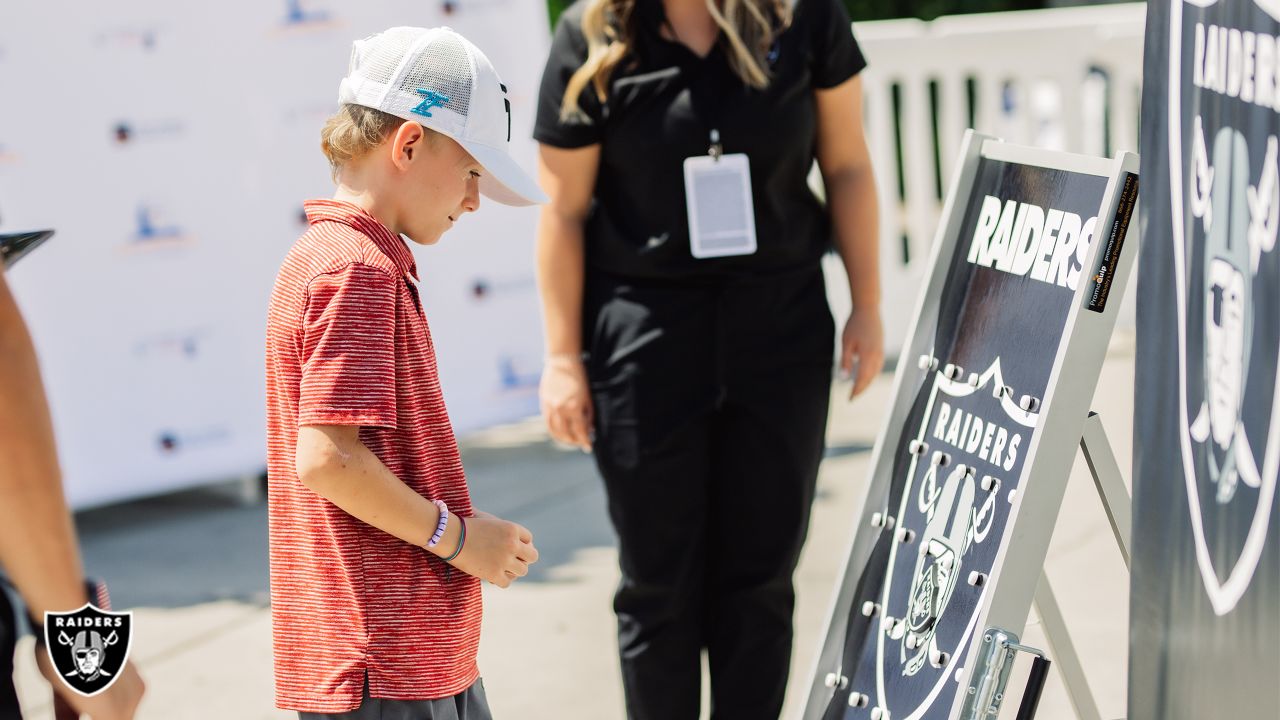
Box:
[43,605,134,697]
[1168,0,1280,616]
[412,89,450,118]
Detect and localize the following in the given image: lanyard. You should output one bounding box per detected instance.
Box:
[658,17,732,161]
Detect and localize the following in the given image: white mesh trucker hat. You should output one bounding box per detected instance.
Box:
[338,27,547,206]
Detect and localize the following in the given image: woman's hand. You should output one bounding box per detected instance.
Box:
[841,306,884,399]
[540,355,594,451]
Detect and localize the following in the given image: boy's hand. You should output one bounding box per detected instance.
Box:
[36,644,145,720]
[445,514,538,588]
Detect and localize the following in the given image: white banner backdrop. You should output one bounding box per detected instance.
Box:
[0,0,550,508]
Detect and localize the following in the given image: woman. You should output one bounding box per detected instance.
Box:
[533,0,881,716]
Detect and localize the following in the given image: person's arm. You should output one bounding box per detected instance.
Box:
[0,271,145,719]
[0,272,86,619]
[535,143,600,450]
[295,425,537,588]
[815,73,884,399]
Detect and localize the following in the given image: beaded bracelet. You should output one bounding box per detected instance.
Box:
[427,499,449,549]
[442,515,467,563]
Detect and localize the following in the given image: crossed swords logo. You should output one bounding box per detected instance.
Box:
[1186,115,1279,503]
[57,629,120,682]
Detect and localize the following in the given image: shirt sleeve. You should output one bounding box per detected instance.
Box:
[807,0,867,89]
[533,7,606,148]
[298,263,399,429]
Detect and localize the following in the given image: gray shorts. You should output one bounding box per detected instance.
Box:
[298,679,492,720]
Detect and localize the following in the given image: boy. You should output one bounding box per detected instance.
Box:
[265,27,544,719]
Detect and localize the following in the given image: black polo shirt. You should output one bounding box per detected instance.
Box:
[534,0,866,283]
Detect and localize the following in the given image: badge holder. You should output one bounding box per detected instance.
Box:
[683,129,758,259]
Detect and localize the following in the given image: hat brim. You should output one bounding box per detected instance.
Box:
[458,139,548,207]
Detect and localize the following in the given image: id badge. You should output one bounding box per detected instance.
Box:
[683,152,758,259]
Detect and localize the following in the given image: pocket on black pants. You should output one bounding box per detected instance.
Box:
[591,368,640,471]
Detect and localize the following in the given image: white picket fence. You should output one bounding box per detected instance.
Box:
[825,3,1147,357]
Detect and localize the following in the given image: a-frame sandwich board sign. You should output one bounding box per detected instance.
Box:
[802,130,1139,720]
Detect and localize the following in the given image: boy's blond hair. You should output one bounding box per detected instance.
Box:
[320,104,439,179]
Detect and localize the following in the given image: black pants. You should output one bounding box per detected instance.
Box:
[0,581,22,720]
[585,267,834,720]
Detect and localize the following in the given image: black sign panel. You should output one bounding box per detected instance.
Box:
[1134,3,1280,718]
[825,157,1108,719]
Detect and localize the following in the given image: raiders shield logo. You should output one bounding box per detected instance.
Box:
[1169,0,1280,615]
[870,358,1023,711]
[43,604,133,696]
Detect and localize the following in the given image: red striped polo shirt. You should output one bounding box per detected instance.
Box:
[265,199,481,712]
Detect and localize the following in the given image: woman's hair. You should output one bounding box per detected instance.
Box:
[320,104,439,179]
[560,0,791,121]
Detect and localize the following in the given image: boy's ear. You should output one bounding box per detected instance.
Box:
[390,121,426,171]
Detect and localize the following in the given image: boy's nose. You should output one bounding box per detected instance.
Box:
[462,177,480,214]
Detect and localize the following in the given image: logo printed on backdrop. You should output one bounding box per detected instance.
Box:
[430,0,516,15]
[43,605,134,697]
[112,120,185,146]
[498,355,540,393]
[133,330,208,360]
[1169,0,1280,615]
[121,204,193,252]
[278,0,340,31]
[93,27,160,52]
[468,275,537,302]
[156,426,232,455]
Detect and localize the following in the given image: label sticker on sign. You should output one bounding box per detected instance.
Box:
[1087,172,1138,313]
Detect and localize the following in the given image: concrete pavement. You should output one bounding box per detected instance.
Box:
[13,333,1135,720]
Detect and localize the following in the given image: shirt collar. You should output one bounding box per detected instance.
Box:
[303,199,419,281]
